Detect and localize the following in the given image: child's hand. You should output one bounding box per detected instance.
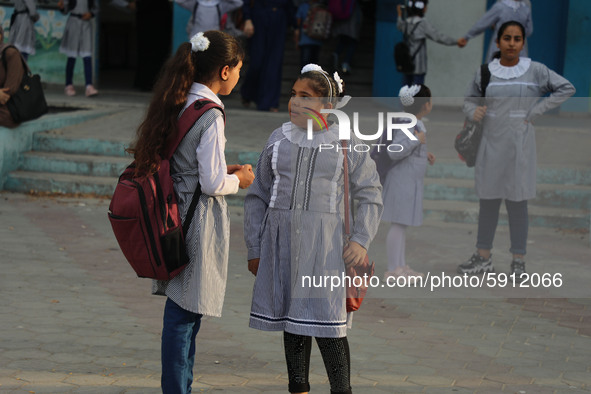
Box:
[414,130,426,144]
[473,106,487,122]
[243,19,254,38]
[248,258,260,276]
[0,88,11,105]
[343,241,367,268]
[235,164,255,189]
[427,152,435,165]
[457,38,467,48]
[227,164,243,174]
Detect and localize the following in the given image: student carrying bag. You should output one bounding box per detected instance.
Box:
[108,99,224,280]
[1,46,48,123]
[394,21,424,74]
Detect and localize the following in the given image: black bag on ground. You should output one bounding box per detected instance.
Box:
[454,64,491,167]
[1,46,48,123]
[393,21,424,74]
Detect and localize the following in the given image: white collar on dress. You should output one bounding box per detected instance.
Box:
[501,0,525,11]
[184,82,224,110]
[488,57,531,80]
[281,122,340,149]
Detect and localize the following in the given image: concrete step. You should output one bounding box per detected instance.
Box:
[426,160,591,186]
[33,131,129,157]
[424,178,591,210]
[19,151,131,178]
[4,171,117,196]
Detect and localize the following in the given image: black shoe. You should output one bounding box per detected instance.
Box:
[457,252,494,274]
[511,258,526,283]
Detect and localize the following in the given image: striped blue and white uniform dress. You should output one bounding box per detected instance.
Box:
[153,83,239,317]
[244,122,383,338]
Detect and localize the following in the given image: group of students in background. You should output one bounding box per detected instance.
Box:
[5,0,99,97]
[396,0,533,85]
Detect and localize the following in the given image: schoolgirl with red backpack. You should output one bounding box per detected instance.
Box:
[109,31,253,393]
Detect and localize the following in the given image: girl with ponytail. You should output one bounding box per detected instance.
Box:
[128,30,254,393]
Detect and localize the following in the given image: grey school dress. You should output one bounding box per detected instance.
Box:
[464,58,575,201]
[8,0,39,55]
[381,120,427,226]
[152,107,231,317]
[464,0,533,62]
[59,0,98,58]
[396,16,457,75]
[244,122,383,338]
[177,0,243,37]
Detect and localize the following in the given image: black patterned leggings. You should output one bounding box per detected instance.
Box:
[283,331,352,394]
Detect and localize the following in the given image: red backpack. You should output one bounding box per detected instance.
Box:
[108,99,224,280]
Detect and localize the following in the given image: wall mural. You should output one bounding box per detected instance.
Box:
[0,5,90,85]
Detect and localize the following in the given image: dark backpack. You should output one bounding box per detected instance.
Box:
[394,21,424,74]
[303,3,333,40]
[108,99,224,280]
[328,0,355,20]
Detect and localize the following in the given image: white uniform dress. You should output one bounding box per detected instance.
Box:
[153,83,240,317]
[59,0,98,58]
[8,0,39,55]
[244,122,383,338]
[381,120,427,226]
[464,58,575,201]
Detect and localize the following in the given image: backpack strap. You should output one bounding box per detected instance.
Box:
[480,63,491,98]
[165,98,225,160]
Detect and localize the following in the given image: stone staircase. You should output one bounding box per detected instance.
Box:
[4,130,129,196]
[4,126,590,235]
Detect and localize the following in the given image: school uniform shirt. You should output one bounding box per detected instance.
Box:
[152,83,240,317]
[464,0,533,62]
[396,16,457,76]
[244,122,383,338]
[8,0,39,55]
[59,0,98,58]
[381,120,427,226]
[177,0,243,37]
[464,58,575,202]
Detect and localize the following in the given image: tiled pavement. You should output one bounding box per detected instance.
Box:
[0,191,589,393]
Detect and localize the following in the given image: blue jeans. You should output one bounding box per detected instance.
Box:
[476,199,529,255]
[161,298,203,394]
